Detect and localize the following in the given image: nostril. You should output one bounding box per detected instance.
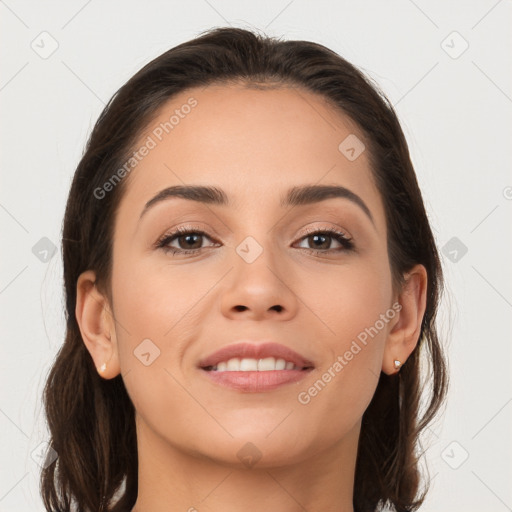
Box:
[233,305,247,312]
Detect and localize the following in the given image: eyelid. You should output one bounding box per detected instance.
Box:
[154,222,356,255]
[297,223,352,240]
[293,225,354,252]
[154,224,219,248]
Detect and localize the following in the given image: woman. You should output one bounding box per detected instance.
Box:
[40,27,448,512]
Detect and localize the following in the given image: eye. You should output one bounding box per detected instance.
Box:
[294,228,354,253]
[155,226,218,255]
[155,226,354,257]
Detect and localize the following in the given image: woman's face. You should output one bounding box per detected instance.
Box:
[108,84,397,467]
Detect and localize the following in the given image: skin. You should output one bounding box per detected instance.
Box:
[76,84,427,512]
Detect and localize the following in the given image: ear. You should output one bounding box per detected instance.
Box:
[75,270,121,379]
[382,264,428,375]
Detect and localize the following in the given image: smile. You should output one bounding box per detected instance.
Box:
[205,357,303,372]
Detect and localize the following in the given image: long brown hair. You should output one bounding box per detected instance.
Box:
[41,27,448,512]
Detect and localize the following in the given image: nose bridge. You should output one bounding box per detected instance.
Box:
[232,231,286,291]
[219,228,299,319]
[228,204,280,268]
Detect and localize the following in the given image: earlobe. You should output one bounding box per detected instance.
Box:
[75,270,120,379]
[382,264,428,375]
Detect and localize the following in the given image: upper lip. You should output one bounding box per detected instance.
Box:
[198,342,315,369]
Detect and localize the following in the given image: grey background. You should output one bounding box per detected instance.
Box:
[1,0,511,510]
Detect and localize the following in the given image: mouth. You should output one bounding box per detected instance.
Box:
[198,342,315,392]
[202,356,311,372]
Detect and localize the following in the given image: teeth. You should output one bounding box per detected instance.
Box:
[226,358,239,371]
[210,357,299,372]
[240,358,258,371]
[259,357,278,371]
[275,358,286,370]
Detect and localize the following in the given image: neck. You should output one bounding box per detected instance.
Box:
[131,417,359,512]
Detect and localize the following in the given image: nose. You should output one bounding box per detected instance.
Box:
[219,240,299,322]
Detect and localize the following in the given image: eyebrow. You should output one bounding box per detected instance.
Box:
[139,184,374,224]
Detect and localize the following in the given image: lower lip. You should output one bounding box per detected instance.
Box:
[200,368,313,392]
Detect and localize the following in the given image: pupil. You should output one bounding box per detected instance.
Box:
[311,234,329,249]
[181,234,201,249]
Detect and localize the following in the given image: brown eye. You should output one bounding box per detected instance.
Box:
[175,233,203,250]
[156,228,218,255]
[295,229,354,253]
[305,233,332,250]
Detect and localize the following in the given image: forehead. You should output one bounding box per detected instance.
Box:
[116,83,385,228]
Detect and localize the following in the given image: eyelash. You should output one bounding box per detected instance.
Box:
[155,225,355,256]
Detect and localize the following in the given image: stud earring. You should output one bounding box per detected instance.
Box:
[393,359,402,370]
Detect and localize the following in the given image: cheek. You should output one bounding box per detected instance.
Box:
[298,256,393,348]
[110,260,203,436]
[293,258,392,425]
[111,257,204,342]
[110,257,217,404]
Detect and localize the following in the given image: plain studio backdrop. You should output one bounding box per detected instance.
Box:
[1,1,511,510]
